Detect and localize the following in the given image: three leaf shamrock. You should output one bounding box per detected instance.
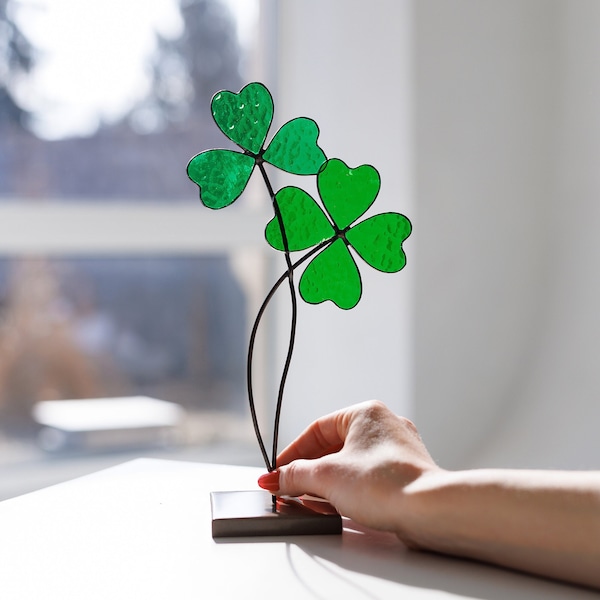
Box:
[187,82,412,309]
[186,82,326,209]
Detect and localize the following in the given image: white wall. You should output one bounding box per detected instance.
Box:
[468,1,600,470]
[272,1,414,449]
[271,0,600,471]
[413,0,558,467]
[415,0,600,470]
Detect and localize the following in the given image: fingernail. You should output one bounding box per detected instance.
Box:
[258,470,280,492]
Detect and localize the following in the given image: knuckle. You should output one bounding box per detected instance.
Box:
[280,460,308,495]
[360,399,388,418]
[281,458,332,498]
[281,460,298,489]
[398,415,418,432]
[312,458,333,480]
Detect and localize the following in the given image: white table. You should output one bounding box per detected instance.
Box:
[0,459,596,599]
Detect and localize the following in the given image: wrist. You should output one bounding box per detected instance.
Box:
[396,468,462,549]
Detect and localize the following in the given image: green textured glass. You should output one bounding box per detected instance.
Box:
[265,158,412,308]
[211,82,274,154]
[263,118,326,175]
[187,150,255,209]
[299,238,362,309]
[318,159,380,230]
[265,187,334,251]
[186,82,414,481]
[347,212,412,272]
[190,83,327,211]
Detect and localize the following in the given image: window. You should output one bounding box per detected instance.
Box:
[0,0,268,499]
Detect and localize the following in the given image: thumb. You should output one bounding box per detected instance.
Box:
[258,458,330,498]
[279,459,322,497]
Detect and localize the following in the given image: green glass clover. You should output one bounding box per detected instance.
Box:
[186,82,414,478]
[187,82,327,209]
[265,158,412,309]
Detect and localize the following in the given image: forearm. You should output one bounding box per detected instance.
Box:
[401,469,600,589]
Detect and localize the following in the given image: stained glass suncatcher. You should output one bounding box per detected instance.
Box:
[187,82,412,536]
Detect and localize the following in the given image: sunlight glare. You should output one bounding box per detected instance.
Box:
[13,0,257,139]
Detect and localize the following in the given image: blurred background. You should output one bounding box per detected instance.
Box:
[1,0,600,501]
[0,0,268,498]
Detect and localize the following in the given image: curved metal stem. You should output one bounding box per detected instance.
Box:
[246,241,328,471]
[246,161,296,473]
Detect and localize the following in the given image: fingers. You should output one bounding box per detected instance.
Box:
[257,460,312,496]
[276,496,337,516]
[277,458,333,498]
[275,400,391,467]
[275,409,348,467]
[261,400,397,499]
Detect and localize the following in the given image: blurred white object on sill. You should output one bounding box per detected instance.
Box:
[31,396,186,452]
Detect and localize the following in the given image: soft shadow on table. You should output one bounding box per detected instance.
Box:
[295,520,598,600]
[216,519,598,600]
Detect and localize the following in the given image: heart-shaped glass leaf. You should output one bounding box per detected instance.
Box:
[211,82,274,154]
[299,238,362,309]
[318,159,381,230]
[263,118,327,175]
[187,149,255,209]
[346,212,412,272]
[265,186,335,251]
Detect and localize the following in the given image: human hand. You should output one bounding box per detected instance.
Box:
[258,401,600,589]
[258,400,442,537]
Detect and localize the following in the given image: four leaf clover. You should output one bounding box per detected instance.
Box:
[187,82,326,209]
[265,159,412,309]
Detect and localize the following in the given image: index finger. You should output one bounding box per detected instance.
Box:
[276,406,352,467]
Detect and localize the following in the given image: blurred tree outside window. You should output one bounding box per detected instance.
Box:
[0,0,264,464]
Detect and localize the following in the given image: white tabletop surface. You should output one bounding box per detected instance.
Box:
[0,458,596,600]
